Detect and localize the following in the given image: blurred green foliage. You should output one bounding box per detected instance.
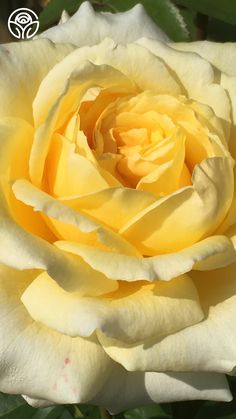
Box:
[174,0,236,25]
[2,385,236,419]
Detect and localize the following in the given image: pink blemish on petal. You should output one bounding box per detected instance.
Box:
[64,357,71,365]
[62,374,68,383]
[53,383,58,391]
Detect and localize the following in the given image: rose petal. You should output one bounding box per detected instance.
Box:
[21,272,203,342]
[55,235,236,281]
[62,187,157,231]
[31,60,133,187]
[120,157,234,254]
[0,265,228,411]
[59,10,70,24]
[47,133,110,196]
[172,41,236,77]
[0,118,55,241]
[0,39,73,123]
[23,371,232,412]
[0,265,114,403]
[39,2,169,46]
[12,179,140,256]
[0,188,118,295]
[33,38,180,131]
[93,371,231,413]
[97,263,236,376]
[137,38,231,124]
[221,75,236,128]
[137,130,186,194]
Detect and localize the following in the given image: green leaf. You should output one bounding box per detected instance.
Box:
[3,405,36,419]
[32,406,66,419]
[0,393,24,417]
[139,0,191,42]
[174,0,236,25]
[123,404,172,419]
[178,7,197,40]
[77,404,100,419]
[65,404,101,419]
[73,406,84,419]
[39,0,84,29]
[0,393,35,419]
[60,411,74,419]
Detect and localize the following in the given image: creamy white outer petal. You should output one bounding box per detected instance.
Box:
[32,59,135,186]
[39,1,169,46]
[22,371,232,412]
[0,189,118,296]
[170,40,236,149]
[97,263,236,375]
[0,265,114,404]
[22,370,232,413]
[0,39,74,123]
[172,41,236,77]
[21,272,203,342]
[0,265,231,411]
[136,38,231,123]
[22,396,52,408]
[12,179,140,256]
[221,75,236,126]
[120,157,234,255]
[33,38,179,130]
[90,369,231,414]
[59,10,70,24]
[55,235,236,282]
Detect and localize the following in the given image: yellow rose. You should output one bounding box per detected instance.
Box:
[1,1,236,413]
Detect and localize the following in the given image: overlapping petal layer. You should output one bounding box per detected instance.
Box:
[21,272,203,342]
[97,263,236,376]
[0,265,114,403]
[38,2,169,46]
[0,2,236,410]
[0,40,74,123]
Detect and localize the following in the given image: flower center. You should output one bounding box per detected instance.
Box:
[78,88,218,195]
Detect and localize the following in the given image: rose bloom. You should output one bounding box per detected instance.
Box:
[1,1,236,413]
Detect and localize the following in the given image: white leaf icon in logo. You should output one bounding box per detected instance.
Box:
[8,8,39,40]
